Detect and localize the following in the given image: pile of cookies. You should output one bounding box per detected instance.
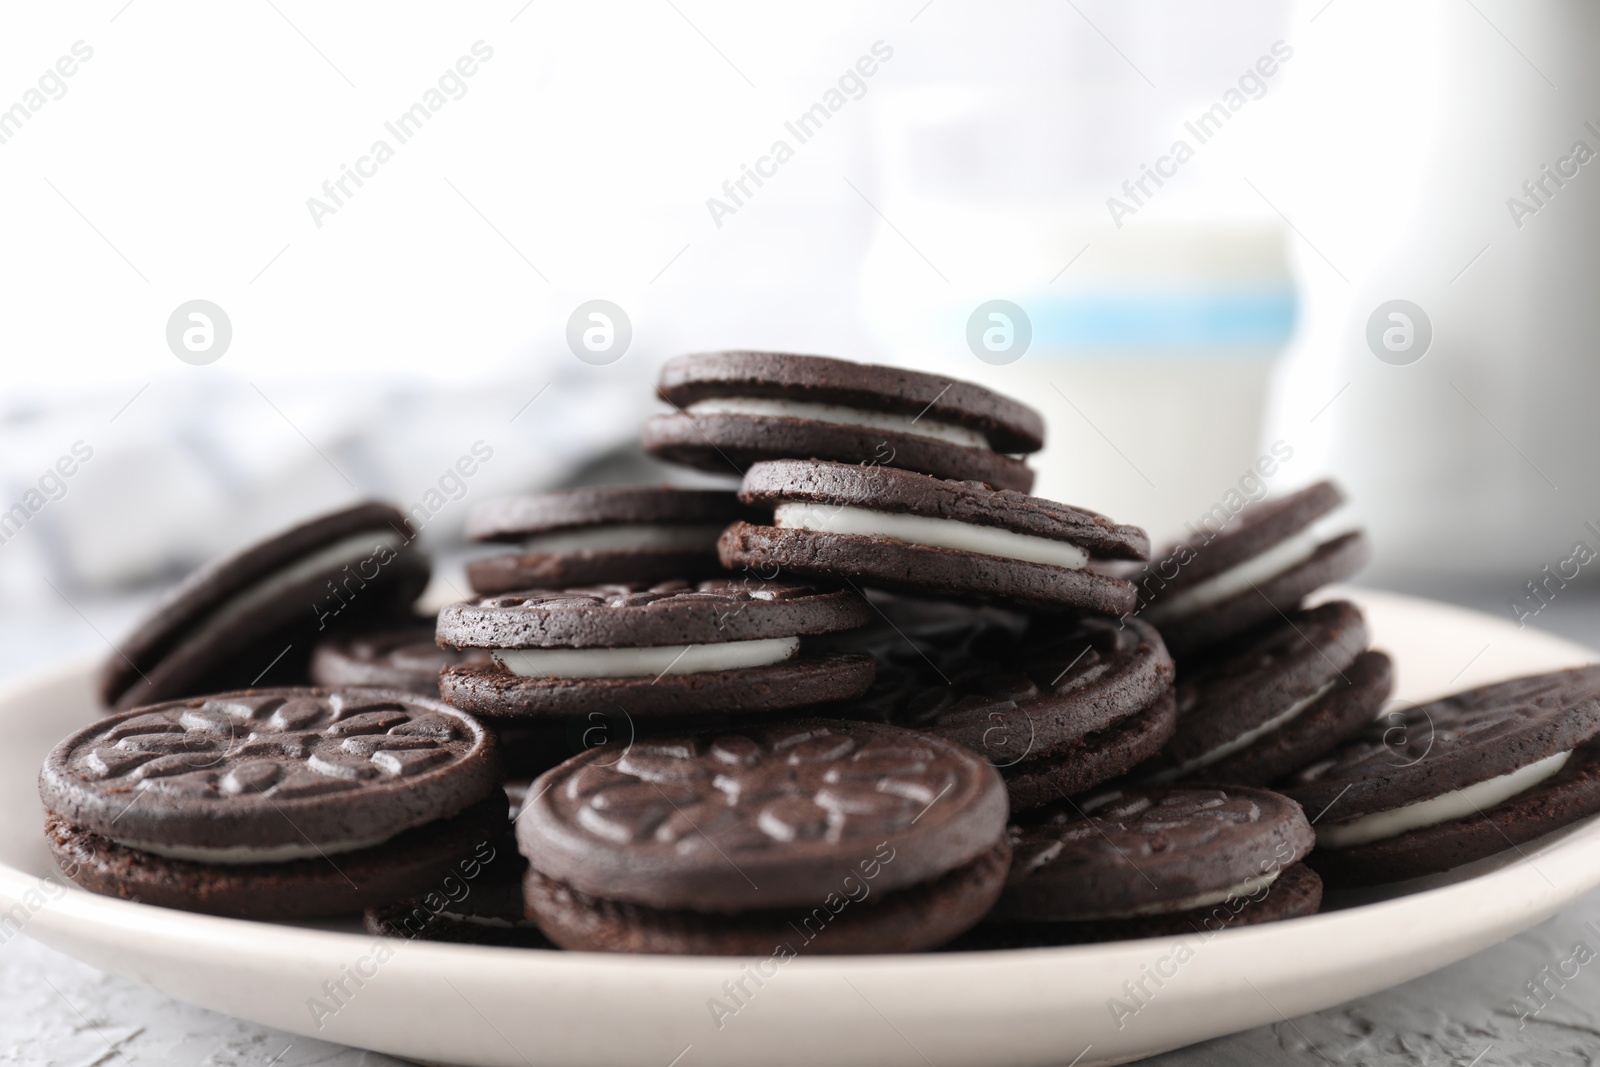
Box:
[38,352,1600,955]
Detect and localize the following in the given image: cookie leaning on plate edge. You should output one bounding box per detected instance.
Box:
[1283,665,1600,886]
[100,501,430,710]
[38,687,504,919]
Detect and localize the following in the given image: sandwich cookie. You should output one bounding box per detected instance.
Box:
[1284,666,1600,887]
[1132,481,1368,659]
[311,620,490,696]
[721,461,1150,615]
[310,625,651,776]
[517,719,1011,954]
[974,786,1320,945]
[100,502,430,710]
[436,580,876,718]
[464,487,761,595]
[642,351,1044,492]
[364,835,550,948]
[39,688,504,919]
[1144,601,1393,787]
[846,602,1177,811]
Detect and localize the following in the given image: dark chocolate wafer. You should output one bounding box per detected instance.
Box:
[465,487,761,594]
[642,351,1043,491]
[39,687,501,918]
[517,719,1010,953]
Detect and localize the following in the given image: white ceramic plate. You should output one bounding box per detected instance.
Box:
[3,589,1596,1067]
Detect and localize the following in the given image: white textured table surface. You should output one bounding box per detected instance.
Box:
[7,581,1600,1066]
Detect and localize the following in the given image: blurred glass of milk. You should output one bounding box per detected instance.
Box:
[854,0,1295,540]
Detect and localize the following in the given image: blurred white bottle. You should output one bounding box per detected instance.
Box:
[1263,0,1600,583]
[855,0,1300,539]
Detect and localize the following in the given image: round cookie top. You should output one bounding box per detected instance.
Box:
[658,351,1045,453]
[437,579,872,650]
[1285,665,1600,820]
[1161,600,1368,769]
[99,500,422,708]
[39,687,498,851]
[466,487,756,543]
[993,786,1313,921]
[849,605,1174,766]
[1147,480,1344,594]
[517,718,1008,910]
[739,460,1150,561]
[311,623,490,694]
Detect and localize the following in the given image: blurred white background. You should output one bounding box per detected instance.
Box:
[2,0,1597,651]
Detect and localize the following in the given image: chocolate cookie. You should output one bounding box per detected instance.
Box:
[641,351,1043,492]
[364,833,551,948]
[843,600,1176,810]
[977,785,1319,944]
[1284,666,1600,886]
[1132,481,1369,658]
[1143,601,1389,785]
[721,461,1149,615]
[40,687,502,918]
[437,580,876,718]
[310,620,490,695]
[101,502,430,710]
[517,719,1011,954]
[465,487,761,594]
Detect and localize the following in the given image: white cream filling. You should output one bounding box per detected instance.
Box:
[492,635,800,679]
[118,834,393,865]
[518,523,726,554]
[686,397,989,450]
[1148,682,1338,784]
[1068,869,1283,920]
[1317,750,1573,850]
[1144,527,1324,622]
[773,503,1089,570]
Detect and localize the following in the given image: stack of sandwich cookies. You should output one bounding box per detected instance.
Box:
[721,460,1150,615]
[643,351,1044,491]
[1285,666,1600,886]
[436,580,876,718]
[464,487,761,595]
[973,786,1320,946]
[846,604,1177,811]
[516,719,1011,954]
[311,620,490,695]
[39,687,504,918]
[1136,481,1368,659]
[1144,601,1393,786]
[101,502,430,710]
